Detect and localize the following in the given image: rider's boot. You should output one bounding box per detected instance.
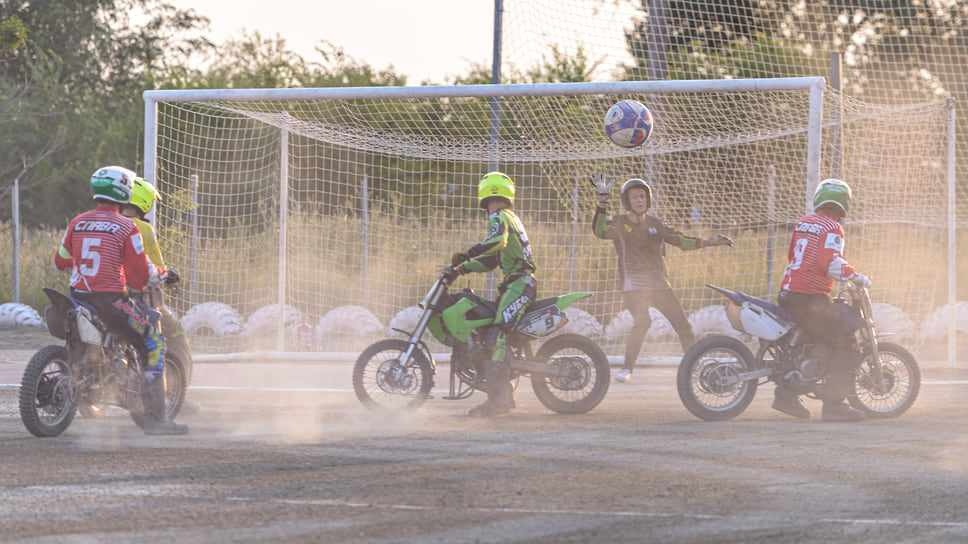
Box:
[771,386,810,419]
[820,356,865,422]
[141,368,189,435]
[469,359,513,417]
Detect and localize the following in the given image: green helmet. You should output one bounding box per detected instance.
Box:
[90,166,135,204]
[478,171,515,209]
[130,177,161,215]
[813,178,851,216]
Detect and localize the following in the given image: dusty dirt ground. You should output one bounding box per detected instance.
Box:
[2,327,968,543]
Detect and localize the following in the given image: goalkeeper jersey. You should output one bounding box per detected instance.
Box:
[592,207,705,291]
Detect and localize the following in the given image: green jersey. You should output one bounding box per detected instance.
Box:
[463,208,536,284]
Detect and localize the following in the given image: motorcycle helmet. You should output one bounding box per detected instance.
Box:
[478,171,515,209]
[620,178,652,212]
[813,178,851,216]
[129,177,161,216]
[90,166,135,204]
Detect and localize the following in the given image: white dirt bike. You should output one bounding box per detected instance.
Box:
[677,283,920,421]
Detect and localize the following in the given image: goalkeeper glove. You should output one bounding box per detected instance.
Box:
[704,235,734,247]
[589,173,617,206]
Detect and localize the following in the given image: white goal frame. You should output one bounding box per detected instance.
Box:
[142,78,957,365]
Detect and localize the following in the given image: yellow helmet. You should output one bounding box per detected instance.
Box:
[477,172,515,209]
[130,177,161,215]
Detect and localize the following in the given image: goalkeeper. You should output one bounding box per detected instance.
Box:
[121,177,195,405]
[449,172,537,417]
[591,176,733,384]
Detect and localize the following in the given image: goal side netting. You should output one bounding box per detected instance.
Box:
[143,79,952,359]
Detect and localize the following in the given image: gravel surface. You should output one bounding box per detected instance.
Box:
[2,329,968,543]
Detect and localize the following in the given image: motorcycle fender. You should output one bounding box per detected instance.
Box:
[553,292,593,310]
[440,298,492,343]
[389,328,439,371]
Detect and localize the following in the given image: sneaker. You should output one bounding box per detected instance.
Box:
[614,368,632,383]
[821,403,865,422]
[771,394,810,419]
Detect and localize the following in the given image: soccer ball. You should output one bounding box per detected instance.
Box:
[603,99,653,148]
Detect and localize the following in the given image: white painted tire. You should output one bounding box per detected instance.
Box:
[0,302,43,328]
[317,305,382,337]
[919,302,968,342]
[870,303,916,343]
[557,307,603,338]
[388,305,423,334]
[603,308,673,342]
[181,302,242,337]
[243,304,303,335]
[689,305,748,341]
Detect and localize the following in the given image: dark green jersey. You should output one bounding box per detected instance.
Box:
[593,206,704,291]
[463,208,536,283]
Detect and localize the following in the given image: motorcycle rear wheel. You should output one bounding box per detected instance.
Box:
[353,338,434,410]
[677,335,758,421]
[19,345,77,437]
[848,341,920,418]
[530,334,610,414]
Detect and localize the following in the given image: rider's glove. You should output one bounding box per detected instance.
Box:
[451,252,469,267]
[589,173,617,206]
[849,273,870,288]
[704,235,734,248]
[442,266,463,285]
[164,269,181,287]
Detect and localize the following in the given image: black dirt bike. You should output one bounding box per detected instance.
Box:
[19,288,188,437]
[353,265,610,414]
[677,283,920,421]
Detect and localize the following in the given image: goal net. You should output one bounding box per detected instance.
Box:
[143,79,952,359]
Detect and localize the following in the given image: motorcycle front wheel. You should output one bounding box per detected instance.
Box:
[848,341,920,418]
[677,335,758,421]
[19,345,77,437]
[353,338,434,410]
[530,334,610,414]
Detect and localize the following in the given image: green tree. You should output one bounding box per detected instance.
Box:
[0,0,210,227]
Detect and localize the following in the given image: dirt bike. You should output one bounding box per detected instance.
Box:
[19,288,188,437]
[353,265,610,413]
[677,283,920,421]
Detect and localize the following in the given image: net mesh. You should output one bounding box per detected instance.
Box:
[151,84,951,358]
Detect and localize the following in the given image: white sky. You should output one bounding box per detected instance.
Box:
[164,0,497,84]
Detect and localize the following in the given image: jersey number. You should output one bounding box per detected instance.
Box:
[788,238,809,270]
[79,238,101,276]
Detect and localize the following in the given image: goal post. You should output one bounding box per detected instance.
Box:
[142,78,954,363]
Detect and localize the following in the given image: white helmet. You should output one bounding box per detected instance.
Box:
[90,166,136,204]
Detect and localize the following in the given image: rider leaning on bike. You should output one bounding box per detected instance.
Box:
[774,178,870,423]
[448,172,537,417]
[54,166,188,435]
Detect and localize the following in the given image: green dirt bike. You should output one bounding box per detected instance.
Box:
[19,288,188,437]
[353,265,610,413]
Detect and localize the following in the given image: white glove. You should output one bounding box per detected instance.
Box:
[849,274,870,288]
[589,173,617,205]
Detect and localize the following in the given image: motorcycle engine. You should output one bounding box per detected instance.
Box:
[452,341,490,389]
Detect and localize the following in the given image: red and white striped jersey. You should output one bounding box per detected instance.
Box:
[55,206,157,293]
[779,211,856,295]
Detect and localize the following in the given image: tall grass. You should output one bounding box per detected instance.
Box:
[4,218,966,353]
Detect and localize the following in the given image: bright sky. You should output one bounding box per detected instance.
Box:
[165,0,497,84]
